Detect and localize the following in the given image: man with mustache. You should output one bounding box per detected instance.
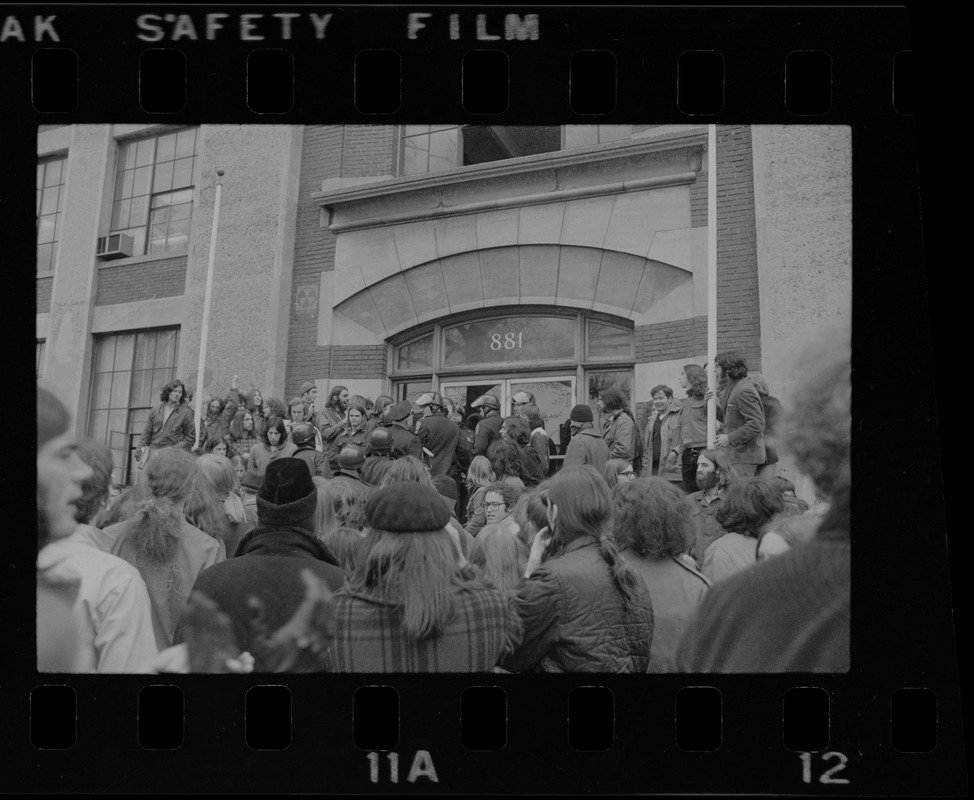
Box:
[684,448,739,567]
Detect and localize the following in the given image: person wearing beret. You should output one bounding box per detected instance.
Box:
[382,400,424,461]
[174,458,345,673]
[329,483,523,672]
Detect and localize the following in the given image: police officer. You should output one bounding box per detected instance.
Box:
[362,427,396,486]
[415,392,461,479]
[471,393,504,457]
[290,422,330,478]
[383,401,424,461]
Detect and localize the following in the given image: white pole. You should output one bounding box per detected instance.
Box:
[194,169,224,450]
[706,126,717,447]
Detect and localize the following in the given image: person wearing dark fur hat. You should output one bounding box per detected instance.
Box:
[329,483,523,672]
[174,458,345,672]
[562,404,609,471]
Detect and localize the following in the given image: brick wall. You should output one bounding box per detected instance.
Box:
[285,126,398,396]
[635,317,697,362]
[94,255,186,305]
[37,275,53,313]
[690,167,708,228]
[714,125,761,371]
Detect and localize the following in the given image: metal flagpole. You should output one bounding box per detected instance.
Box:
[194,169,225,450]
[706,126,717,447]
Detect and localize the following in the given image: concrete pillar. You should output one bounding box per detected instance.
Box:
[43,125,115,435]
[179,125,303,403]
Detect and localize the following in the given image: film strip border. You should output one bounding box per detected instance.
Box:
[18,678,954,793]
[5,6,918,121]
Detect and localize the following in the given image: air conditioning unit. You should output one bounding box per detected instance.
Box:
[96,233,134,260]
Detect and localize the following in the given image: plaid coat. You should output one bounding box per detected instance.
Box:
[329,567,523,672]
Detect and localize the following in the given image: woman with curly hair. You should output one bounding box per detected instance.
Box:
[613,477,711,671]
[501,466,654,673]
[704,477,785,583]
[486,439,526,493]
[464,455,496,537]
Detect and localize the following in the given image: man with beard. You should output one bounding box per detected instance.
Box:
[471,393,504,457]
[415,392,460,479]
[383,401,424,460]
[80,447,225,650]
[685,448,739,567]
[315,385,350,455]
[713,352,766,478]
[37,433,159,672]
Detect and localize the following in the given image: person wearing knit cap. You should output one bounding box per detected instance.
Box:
[174,458,345,672]
[299,381,318,415]
[562,404,609,471]
[329,483,523,672]
[381,400,423,461]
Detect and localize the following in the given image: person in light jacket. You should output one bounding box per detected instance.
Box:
[644,384,684,485]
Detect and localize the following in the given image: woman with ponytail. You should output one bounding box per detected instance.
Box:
[185,454,254,558]
[96,448,226,650]
[501,465,654,673]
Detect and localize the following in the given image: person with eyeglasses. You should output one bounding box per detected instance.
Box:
[602,459,636,490]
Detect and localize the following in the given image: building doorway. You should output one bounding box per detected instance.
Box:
[439,375,576,453]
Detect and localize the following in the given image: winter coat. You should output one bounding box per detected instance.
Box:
[416,414,461,477]
[175,526,345,673]
[502,537,654,673]
[716,377,766,466]
[602,409,636,461]
[329,564,523,672]
[384,422,423,461]
[292,444,331,479]
[138,402,196,451]
[644,406,684,481]
[563,427,610,471]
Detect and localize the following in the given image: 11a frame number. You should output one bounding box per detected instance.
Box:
[799,751,850,784]
[367,751,438,783]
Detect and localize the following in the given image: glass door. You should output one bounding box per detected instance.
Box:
[439,375,576,452]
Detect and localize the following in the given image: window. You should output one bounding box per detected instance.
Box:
[110,128,198,256]
[400,125,562,176]
[36,340,46,379]
[564,125,633,149]
[87,328,180,485]
[37,156,66,272]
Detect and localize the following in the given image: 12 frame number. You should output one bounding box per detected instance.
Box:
[367,751,438,783]
[799,751,850,784]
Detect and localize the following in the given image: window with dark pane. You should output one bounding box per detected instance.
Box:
[87,328,180,485]
[396,333,434,371]
[110,127,198,256]
[587,320,634,360]
[36,340,46,379]
[37,156,66,272]
[400,125,562,176]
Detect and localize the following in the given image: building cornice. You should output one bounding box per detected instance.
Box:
[313,128,707,233]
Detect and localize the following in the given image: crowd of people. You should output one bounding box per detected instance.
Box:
[36,326,850,674]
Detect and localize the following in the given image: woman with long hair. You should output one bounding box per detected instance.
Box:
[378,454,433,488]
[676,364,709,493]
[464,455,497,537]
[227,407,261,462]
[185,454,253,558]
[613,478,711,671]
[501,416,545,487]
[201,433,234,459]
[98,448,225,650]
[598,385,638,466]
[501,465,654,673]
[330,483,522,671]
[248,416,297,477]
